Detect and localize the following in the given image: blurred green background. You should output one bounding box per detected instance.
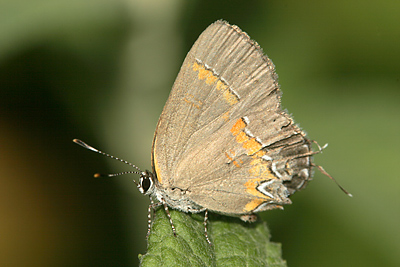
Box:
[1,0,399,266]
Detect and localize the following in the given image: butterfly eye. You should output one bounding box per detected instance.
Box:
[141,177,151,193]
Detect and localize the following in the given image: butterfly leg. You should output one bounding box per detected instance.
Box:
[204,209,212,246]
[162,201,177,236]
[146,197,161,239]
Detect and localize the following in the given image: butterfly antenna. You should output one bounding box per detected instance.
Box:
[310,140,352,197]
[312,164,353,197]
[73,139,142,185]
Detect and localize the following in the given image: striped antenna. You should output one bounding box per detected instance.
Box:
[73,139,142,185]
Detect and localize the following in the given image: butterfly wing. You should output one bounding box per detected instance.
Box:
[152,20,312,215]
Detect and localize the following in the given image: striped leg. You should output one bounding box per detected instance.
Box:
[204,209,212,246]
[146,197,161,239]
[162,201,176,236]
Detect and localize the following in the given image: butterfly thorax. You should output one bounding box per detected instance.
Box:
[153,185,205,213]
[142,170,205,213]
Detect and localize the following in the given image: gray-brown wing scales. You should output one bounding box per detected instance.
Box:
[152,20,312,215]
[174,114,293,215]
[177,111,311,215]
[153,21,278,186]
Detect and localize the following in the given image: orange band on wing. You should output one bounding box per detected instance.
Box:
[244,198,264,212]
[223,89,239,105]
[231,118,263,155]
[244,178,272,199]
[235,131,249,143]
[243,177,275,212]
[229,118,281,213]
[192,61,239,106]
[198,68,211,80]
[216,80,227,91]
[230,118,246,135]
[243,138,263,155]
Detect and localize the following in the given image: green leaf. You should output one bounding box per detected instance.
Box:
[139,208,286,267]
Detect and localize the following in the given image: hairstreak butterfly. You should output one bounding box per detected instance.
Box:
[74,20,351,245]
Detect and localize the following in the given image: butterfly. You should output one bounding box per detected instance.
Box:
[74,20,350,245]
